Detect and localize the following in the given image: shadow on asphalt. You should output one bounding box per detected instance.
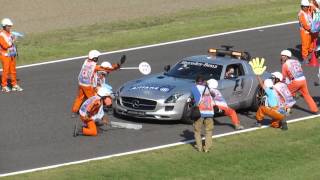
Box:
[289,96,320,114]
[313,96,320,107]
[180,129,194,141]
[237,110,256,120]
[213,119,234,129]
[237,110,276,127]
[113,111,182,125]
[293,104,318,114]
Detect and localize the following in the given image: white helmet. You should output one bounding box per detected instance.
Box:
[272,72,283,81]
[264,79,274,88]
[97,87,112,97]
[280,50,292,58]
[1,18,13,27]
[88,50,101,59]
[207,79,218,89]
[301,0,310,6]
[101,61,112,68]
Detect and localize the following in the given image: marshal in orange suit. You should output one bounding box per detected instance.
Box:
[0,18,23,92]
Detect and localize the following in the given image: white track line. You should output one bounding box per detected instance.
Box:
[0,21,301,177]
[1,114,319,177]
[13,21,297,70]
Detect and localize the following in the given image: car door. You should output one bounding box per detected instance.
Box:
[218,63,252,107]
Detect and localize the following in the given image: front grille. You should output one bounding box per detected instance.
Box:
[121,97,157,110]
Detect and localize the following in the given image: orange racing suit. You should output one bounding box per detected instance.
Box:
[79,95,105,136]
[298,9,313,61]
[282,59,318,113]
[0,30,18,87]
[256,87,285,128]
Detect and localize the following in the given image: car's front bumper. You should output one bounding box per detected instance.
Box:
[114,96,185,120]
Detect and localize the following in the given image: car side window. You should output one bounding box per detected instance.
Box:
[225,64,245,79]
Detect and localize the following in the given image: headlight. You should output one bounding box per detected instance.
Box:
[165,93,184,103]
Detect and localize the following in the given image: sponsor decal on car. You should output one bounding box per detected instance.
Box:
[180,60,219,68]
[129,84,175,93]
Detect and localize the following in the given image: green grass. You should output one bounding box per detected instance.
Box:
[16,0,299,65]
[4,118,320,180]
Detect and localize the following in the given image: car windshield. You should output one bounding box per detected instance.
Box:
[165,60,223,80]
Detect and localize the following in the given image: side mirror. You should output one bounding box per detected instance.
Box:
[164,65,171,72]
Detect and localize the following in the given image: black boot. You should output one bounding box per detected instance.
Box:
[281,119,288,131]
[73,123,83,137]
[255,120,262,127]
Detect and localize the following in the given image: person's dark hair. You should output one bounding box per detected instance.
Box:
[195,74,205,84]
[271,76,280,84]
[92,57,99,62]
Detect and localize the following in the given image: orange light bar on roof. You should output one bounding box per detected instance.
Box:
[208,48,217,53]
[231,51,242,56]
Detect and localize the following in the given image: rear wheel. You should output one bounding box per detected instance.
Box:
[181,102,194,124]
[252,86,265,111]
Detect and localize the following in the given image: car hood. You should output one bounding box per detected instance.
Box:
[119,73,194,100]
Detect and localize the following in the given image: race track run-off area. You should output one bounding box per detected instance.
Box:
[1,21,320,176]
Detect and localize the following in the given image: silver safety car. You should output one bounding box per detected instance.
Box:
[114,46,269,123]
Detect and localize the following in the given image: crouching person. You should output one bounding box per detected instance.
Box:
[271,72,296,115]
[207,79,244,130]
[191,75,214,152]
[75,87,112,136]
[256,77,287,130]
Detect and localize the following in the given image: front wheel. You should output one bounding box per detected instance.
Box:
[181,102,194,124]
[252,86,265,111]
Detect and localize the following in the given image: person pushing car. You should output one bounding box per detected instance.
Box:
[93,61,114,109]
[71,50,124,117]
[206,79,244,130]
[74,87,112,136]
[280,49,318,114]
[256,78,287,129]
[93,61,113,90]
[249,58,287,130]
[271,72,296,114]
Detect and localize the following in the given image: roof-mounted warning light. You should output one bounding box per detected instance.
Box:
[208,45,251,61]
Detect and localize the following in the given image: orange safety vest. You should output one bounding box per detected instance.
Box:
[273,82,296,108]
[210,88,227,107]
[195,85,214,117]
[298,9,312,32]
[93,71,107,88]
[79,95,104,121]
[0,30,17,57]
[282,59,305,81]
[78,59,97,86]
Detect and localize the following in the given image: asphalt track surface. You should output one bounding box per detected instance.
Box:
[1,22,320,174]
